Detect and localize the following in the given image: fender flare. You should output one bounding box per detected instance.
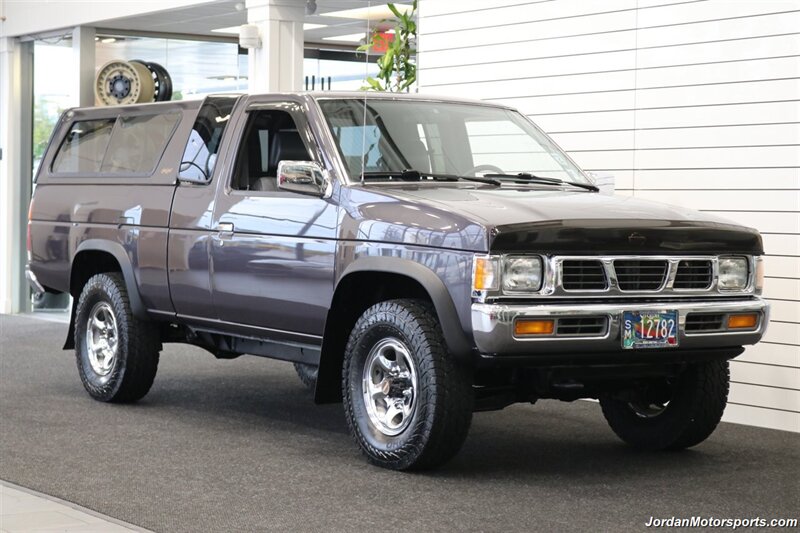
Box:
[314,257,473,403]
[336,257,472,358]
[63,240,147,350]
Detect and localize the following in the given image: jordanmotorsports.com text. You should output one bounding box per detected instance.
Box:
[645,516,798,529]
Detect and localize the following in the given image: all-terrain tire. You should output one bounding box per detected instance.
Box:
[74,272,160,403]
[600,359,730,450]
[342,299,473,471]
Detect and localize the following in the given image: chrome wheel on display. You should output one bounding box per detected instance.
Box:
[362,337,418,436]
[85,301,119,376]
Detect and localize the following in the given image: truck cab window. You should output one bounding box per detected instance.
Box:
[231,109,312,192]
[179,96,237,182]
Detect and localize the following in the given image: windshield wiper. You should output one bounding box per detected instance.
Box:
[483,172,599,192]
[361,170,502,186]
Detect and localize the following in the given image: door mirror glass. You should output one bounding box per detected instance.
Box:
[277,161,330,197]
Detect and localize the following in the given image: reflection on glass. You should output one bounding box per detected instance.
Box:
[319,99,589,183]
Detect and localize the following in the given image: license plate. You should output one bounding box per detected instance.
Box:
[622,310,678,349]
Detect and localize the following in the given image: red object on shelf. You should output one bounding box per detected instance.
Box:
[372,32,395,53]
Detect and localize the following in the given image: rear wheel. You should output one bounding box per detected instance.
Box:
[342,299,473,470]
[600,359,729,450]
[74,273,160,403]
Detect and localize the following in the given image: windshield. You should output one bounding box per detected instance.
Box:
[317,98,590,184]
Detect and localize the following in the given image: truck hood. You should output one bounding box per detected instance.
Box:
[345,184,762,255]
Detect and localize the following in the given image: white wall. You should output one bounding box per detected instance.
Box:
[418,0,800,432]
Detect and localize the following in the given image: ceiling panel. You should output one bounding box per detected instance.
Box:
[91,0,412,45]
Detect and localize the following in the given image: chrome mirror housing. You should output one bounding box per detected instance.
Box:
[277,160,331,197]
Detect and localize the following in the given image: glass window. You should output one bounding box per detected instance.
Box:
[465,120,565,176]
[96,36,247,99]
[318,99,587,183]
[51,119,115,173]
[179,96,237,181]
[231,109,311,191]
[101,113,180,173]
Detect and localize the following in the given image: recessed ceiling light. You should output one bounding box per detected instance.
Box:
[101,37,117,44]
[321,33,367,43]
[323,3,412,20]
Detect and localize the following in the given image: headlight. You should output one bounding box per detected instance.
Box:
[502,256,543,292]
[472,255,544,293]
[718,257,748,290]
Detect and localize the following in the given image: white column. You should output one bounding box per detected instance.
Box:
[0,37,33,314]
[245,0,305,93]
[72,26,96,107]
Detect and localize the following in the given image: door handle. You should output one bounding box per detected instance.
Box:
[216,223,234,245]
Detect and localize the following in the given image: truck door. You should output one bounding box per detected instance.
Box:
[209,98,337,340]
[168,96,239,321]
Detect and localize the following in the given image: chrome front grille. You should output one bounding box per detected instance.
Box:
[530,255,756,298]
[561,260,607,291]
[674,260,713,289]
[613,259,668,291]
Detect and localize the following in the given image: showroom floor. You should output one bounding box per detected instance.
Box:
[1,314,797,532]
[0,481,144,532]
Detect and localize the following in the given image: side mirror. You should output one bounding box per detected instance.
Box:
[587,171,615,195]
[277,160,331,197]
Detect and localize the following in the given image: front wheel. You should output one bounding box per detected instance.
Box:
[342,299,473,470]
[600,359,730,450]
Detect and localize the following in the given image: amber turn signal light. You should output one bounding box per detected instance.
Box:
[515,319,555,336]
[727,313,758,329]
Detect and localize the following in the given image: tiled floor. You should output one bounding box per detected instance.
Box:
[0,482,145,533]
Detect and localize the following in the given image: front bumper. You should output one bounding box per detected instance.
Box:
[471,298,769,355]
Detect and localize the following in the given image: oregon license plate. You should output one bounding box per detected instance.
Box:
[622,310,679,349]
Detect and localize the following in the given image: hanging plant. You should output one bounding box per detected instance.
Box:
[357,0,417,92]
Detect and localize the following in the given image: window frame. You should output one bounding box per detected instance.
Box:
[225,100,322,197]
[314,97,592,186]
[49,108,182,179]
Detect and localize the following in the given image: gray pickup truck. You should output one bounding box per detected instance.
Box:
[28,92,768,470]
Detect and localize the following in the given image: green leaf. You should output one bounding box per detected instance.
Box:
[387,3,402,18]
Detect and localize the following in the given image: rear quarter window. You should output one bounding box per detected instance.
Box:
[51,119,115,173]
[101,113,181,174]
[51,112,181,176]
